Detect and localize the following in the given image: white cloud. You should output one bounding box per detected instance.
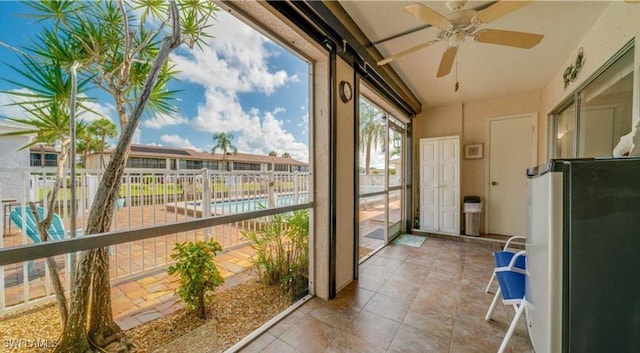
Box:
[141,112,187,129]
[235,108,308,162]
[80,98,116,123]
[0,88,32,119]
[0,89,115,125]
[170,11,309,162]
[132,128,142,144]
[192,87,254,132]
[172,12,297,95]
[160,134,196,150]
[297,112,309,135]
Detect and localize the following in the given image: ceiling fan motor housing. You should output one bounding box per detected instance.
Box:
[437,9,478,45]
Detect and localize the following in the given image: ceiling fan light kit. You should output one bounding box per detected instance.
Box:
[378,0,544,79]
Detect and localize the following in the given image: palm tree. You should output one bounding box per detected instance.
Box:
[211,132,237,171]
[359,100,385,174]
[2,2,218,351]
[282,152,291,158]
[76,125,101,168]
[0,54,92,329]
[89,118,118,168]
[268,150,277,157]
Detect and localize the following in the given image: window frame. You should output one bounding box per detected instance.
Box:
[549,41,634,159]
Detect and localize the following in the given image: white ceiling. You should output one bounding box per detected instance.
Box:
[339,1,611,108]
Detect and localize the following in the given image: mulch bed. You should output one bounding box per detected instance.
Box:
[0,279,292,353]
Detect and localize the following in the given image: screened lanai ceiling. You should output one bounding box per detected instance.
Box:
[338,1,611,108]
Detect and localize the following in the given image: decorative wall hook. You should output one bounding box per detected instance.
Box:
[563,47,584,89]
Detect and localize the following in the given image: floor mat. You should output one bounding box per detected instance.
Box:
[364,228,384,240]
[391,233,426,248]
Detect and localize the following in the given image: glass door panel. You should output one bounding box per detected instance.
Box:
[578,49,633,158]
[357,96,408,260]
[358,98,387,259]
[387,122,404,241]
[358,194,386,260]
[555,105,575,158]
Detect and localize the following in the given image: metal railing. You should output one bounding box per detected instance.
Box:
[0,167,310,314]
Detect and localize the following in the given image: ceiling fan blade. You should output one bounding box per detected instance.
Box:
[476,0,532,24]
[475,29,543,49]
[378,40,439,65]
[437,46,458,78]
[403,4,452,29]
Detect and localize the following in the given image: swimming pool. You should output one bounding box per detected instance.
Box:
[190,194,308,214]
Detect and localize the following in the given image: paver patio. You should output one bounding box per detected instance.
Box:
[1,201,386,329]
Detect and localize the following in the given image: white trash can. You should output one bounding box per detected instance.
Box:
[463,196,482,236]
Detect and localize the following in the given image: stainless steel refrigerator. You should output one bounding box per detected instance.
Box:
[526,158,640,353]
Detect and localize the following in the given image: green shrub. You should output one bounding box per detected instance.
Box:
[168,240,225,319]
[243,209,309,298]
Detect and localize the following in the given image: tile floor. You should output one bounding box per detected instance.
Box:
[239,237,533,353]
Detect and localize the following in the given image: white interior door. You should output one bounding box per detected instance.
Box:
[420,139,438,231]
[439,137,460,234]
[488,115,536,236]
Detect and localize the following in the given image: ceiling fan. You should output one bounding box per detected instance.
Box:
[377,0,544,78]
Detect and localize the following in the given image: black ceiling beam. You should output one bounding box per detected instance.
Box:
[266,1,420,117]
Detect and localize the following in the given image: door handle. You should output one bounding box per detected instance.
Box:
[491,181,498,186]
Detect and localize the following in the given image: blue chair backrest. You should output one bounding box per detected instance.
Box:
[10,206,66,242]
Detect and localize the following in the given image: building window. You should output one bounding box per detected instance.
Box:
[205,161,218,170]
[44,154,58,167]
[185,160,203,170]
[551,44,633,158]
[30,153,41,167]
[274,164,290,172]
[233,162,261,171]
[127,157,165,169]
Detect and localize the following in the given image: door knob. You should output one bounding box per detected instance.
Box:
[491,181,498,186]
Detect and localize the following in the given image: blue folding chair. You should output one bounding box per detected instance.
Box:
[485,250,527,353]
[485,235,526,293]
[10,206,66,243]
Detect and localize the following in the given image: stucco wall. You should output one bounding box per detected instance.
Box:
[412,91,542,234]
[312,59,330,300]
[542,2,640,133]
[412,3,640,235]
[0,126,33,201]
[334,58,356,293]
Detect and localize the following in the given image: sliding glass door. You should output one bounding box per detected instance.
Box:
[357,97,407,260]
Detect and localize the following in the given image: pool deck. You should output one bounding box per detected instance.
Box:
[1,201,384,329]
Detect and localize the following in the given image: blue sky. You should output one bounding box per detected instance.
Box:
[0,2,310,162]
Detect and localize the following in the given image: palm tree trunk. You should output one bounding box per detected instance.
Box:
[31,140,72,327]
[56,5,182,351]
[89,247,127,348]
[30,202,69,328]
[56,249,94,353]
[365,140,372,175]
[100,135,105,169]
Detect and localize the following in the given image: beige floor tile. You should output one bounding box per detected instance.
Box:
[279,315,339,353]
[386,324,451,353]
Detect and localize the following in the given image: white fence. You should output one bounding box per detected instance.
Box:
[0,167,309,315]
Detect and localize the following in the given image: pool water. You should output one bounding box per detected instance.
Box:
[192,194,307,214]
